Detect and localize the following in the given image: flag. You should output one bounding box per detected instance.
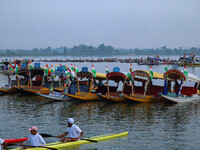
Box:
[71,63,75,71]
[184,65,188,77]
[149,66,153,80]
[92,64,96,78]
[74,64,79,74]
[106,66,109,74]
[130,63,133,72]
[127,73,133,82]
[164,62,168,71]
[15,65,19,73]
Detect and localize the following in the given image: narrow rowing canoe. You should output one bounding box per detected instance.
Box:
[10,131,128,150]
[4,138,28,143]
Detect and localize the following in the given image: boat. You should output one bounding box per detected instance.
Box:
[122,70,164,102]
[178,52,200,67]
[160,68,200,103]
[37,92,70,101]
[21,63,50,95]
[64,67,107,101]
[97,67,132,102]
[50,66,68,92]
[4,138,28,144]
[138,57,162,65]
[10,132,128,150]
[0,63,16,94]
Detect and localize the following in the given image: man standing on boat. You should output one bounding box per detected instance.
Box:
[57,118,84,142]
[20,126,46,148]
[0,138,7,150]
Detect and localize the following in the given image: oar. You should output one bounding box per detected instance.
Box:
[40,133,97,143]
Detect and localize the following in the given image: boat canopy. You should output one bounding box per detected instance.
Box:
[187,73,200,82]
[78,71,93,78]
[30,68,44,79]
[147,57,162,61]
[163,69,186,81]
[17,68,29,77]
[131,70,163,80]
[106,72,126,82]
[51,71,67,78]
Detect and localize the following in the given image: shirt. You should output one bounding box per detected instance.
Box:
[67,124,82,138]
[23,133,46,146]
[0,138,4,150]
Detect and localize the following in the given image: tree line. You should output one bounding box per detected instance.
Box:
[0,44,200,56]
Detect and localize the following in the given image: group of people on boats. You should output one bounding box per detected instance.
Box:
[1,118,83,149]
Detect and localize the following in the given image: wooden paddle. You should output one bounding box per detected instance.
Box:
[40,133,98,143]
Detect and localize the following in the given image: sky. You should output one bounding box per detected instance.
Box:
[0,0,200,49]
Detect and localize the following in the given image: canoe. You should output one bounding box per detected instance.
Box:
[37,93,70,101]
[64,92,102,101]
[4,138,28,143]
[97,93,128,102]
[10,132,128,150]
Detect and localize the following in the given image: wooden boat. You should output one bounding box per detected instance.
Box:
[0,66,17,94]
[97,67,132,102]
[10,132,128,150]
[50,67,68,92]
[21,63,50,95]
[160,69,200,103]
[64,67,107,101]
[36,92,70,101]
[122,70,164,102]
[178,52,200,67]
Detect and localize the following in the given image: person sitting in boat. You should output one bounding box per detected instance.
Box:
[20,126,46,148]
[0,138,7,150]
[57,118,84,142]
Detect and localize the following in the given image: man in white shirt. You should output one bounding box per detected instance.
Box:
[20,126,46,148]
[57,118,84,142]
[0,138,7,150]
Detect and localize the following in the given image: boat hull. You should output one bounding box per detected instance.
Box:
[10,132,128,150]
[122,94,162,103]
[0,87,17,94]
[65,92,101,101]
[161,93,200,103]
[37,93,70,101]
[97,93,128,102]
[21,87,50,95]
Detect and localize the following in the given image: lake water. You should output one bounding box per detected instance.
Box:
[1,55,200,150]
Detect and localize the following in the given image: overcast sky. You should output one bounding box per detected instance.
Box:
[0,0,200,49]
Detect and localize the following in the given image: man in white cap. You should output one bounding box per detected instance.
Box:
[57,118,84,142]
[20,126,46,148]
[0,138,7,150]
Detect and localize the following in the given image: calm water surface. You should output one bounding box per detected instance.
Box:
[1,55,200,150]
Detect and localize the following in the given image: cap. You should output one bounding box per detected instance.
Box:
[28,126,38,131]
[68,118,74,124]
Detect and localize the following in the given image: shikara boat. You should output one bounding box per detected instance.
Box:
[64,67,107,101]
[160,68,200,103]
[0,65,16,94]
[122,70,164,102]
[50,66,68,92]
[97,67,132,102]
[21,63,50,95]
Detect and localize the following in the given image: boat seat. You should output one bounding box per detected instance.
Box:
[181,86,197,97]
[134,86,144,94]
[123,85,132,95]
[148,85,164,96]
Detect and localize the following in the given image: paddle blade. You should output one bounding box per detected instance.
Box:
[40,133,54,137]
[82,138,98,143]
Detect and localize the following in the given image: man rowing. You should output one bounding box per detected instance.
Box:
[0,138,7,150]
[20,126,46,148]
[57,118,84,142]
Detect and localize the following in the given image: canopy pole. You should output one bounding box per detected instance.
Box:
[106,78,109,97]
[121,77,127,95]
[89,77,93,94]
